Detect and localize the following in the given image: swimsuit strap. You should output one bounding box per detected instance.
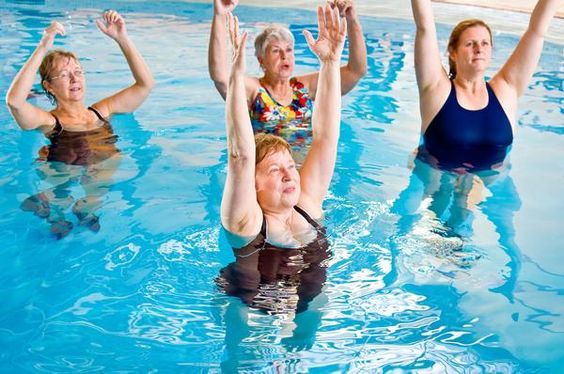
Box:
[260,206,322,242]
[293,206,323,231]
[50,113,63,135]
[88,106,108,123]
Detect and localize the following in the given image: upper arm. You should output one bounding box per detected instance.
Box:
[411,0,448,93]
[297,68,362,98]
[494,0,559,97]
[6,100,55,131]
[93,83,153,116]
[493,29,546,98]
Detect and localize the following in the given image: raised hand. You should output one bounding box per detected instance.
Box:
[214,0,238,16]
[96,10,127,42]
[303,5,347,63]
[39,21,65,49]
[227,12,248,75]
[331,0,357,22]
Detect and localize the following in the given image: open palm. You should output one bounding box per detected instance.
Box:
[228,12,247,75]
[303,5,347,63]
[96,10,127,41]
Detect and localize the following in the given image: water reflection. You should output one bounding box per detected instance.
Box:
[215,237,331,370]
[391,148,522,299]
[21,129,121,238]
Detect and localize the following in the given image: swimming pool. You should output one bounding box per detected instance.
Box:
[1,0,563,371]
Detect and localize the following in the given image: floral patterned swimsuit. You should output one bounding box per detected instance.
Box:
[249,77,313,147]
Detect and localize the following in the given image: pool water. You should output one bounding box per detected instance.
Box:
[1,0,563,371]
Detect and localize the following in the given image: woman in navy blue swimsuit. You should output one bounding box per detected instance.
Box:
[6,10,154,238]
[411,0,560,171]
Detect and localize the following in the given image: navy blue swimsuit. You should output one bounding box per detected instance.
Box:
[420,81,513,171]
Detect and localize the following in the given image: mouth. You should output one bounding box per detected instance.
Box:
[283,186,296,194]
[70,87,82,92]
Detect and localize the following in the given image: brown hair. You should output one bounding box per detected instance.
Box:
[447,19,493,79]
[255,133,292,165]
[39,49,79,104]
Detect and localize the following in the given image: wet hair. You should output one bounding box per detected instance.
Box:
[254,25,295,60]
[447,19,493,79]
[39,49,79,104]
[255,133,292,165]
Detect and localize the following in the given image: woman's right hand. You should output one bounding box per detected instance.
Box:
[214,0,238,15]
[227,12,248,76]
[39,21,65,50]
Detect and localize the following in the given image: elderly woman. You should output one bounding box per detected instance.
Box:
[6,10,154,237]
[217,5,345,314]
[411,0,560,172]
[209,0,366,146]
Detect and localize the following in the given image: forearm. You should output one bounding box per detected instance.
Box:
[115,36,154,89]
[312,60,341,142]
[528,0,560,36]
[345,17,367,77]
[209,13,229,95]
[226,73,254,161]
[411,0,435,32]
[6,45,48,108]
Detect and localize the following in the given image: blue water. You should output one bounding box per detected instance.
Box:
[1,1,563,372]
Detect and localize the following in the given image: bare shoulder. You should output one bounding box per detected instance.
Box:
[419,75,452,133]
[245,75,261,103]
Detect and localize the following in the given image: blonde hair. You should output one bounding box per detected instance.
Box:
[447,19,493,79]
[39,49,80,104]
[255,133,292,165]
[254,26,295,60]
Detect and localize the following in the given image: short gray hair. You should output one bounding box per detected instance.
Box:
[254,26,295,59]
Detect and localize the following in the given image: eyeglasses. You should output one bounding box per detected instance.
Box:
[49,69,84,81]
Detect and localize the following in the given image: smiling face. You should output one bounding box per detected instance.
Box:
[450,26,492,75]
[255,149,300,212]
[41,54,85,105]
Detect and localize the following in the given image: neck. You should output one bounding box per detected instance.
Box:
[261,74,291,94]
[264,206,295,228]
[453,74,486,91]
[55,101,88,117]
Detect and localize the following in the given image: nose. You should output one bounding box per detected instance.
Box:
[281,168,292,181]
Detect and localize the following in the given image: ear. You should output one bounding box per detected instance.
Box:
[42,80,53,94]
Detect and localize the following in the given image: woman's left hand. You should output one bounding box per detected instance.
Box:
[303,4,347,63]
[96,10,127,41]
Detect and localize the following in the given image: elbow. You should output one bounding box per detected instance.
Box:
[143,75,156,91]
[357,63,368,78]
[5,90,19,111]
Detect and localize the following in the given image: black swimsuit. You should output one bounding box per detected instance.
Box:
[421,81,513,171]
[217,206,330,314]
[44,106,119,166]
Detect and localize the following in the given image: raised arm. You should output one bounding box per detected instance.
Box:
[411,0,449,94]
[298,0,367,98]
[493,0,561,97]
[5,22,64,131]
[338,0,368,94]
[208,0,238,100]
[299,5,346,216]
[93,10,154,116]
[220,13,262,238]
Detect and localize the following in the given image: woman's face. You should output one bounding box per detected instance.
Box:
[259,39,295,80]
[255,149,300,212]
[451,26,492,75]
[43,56,86,103]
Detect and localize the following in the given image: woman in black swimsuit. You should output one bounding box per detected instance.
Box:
[217,5,344,315]
[6,10,154,238]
